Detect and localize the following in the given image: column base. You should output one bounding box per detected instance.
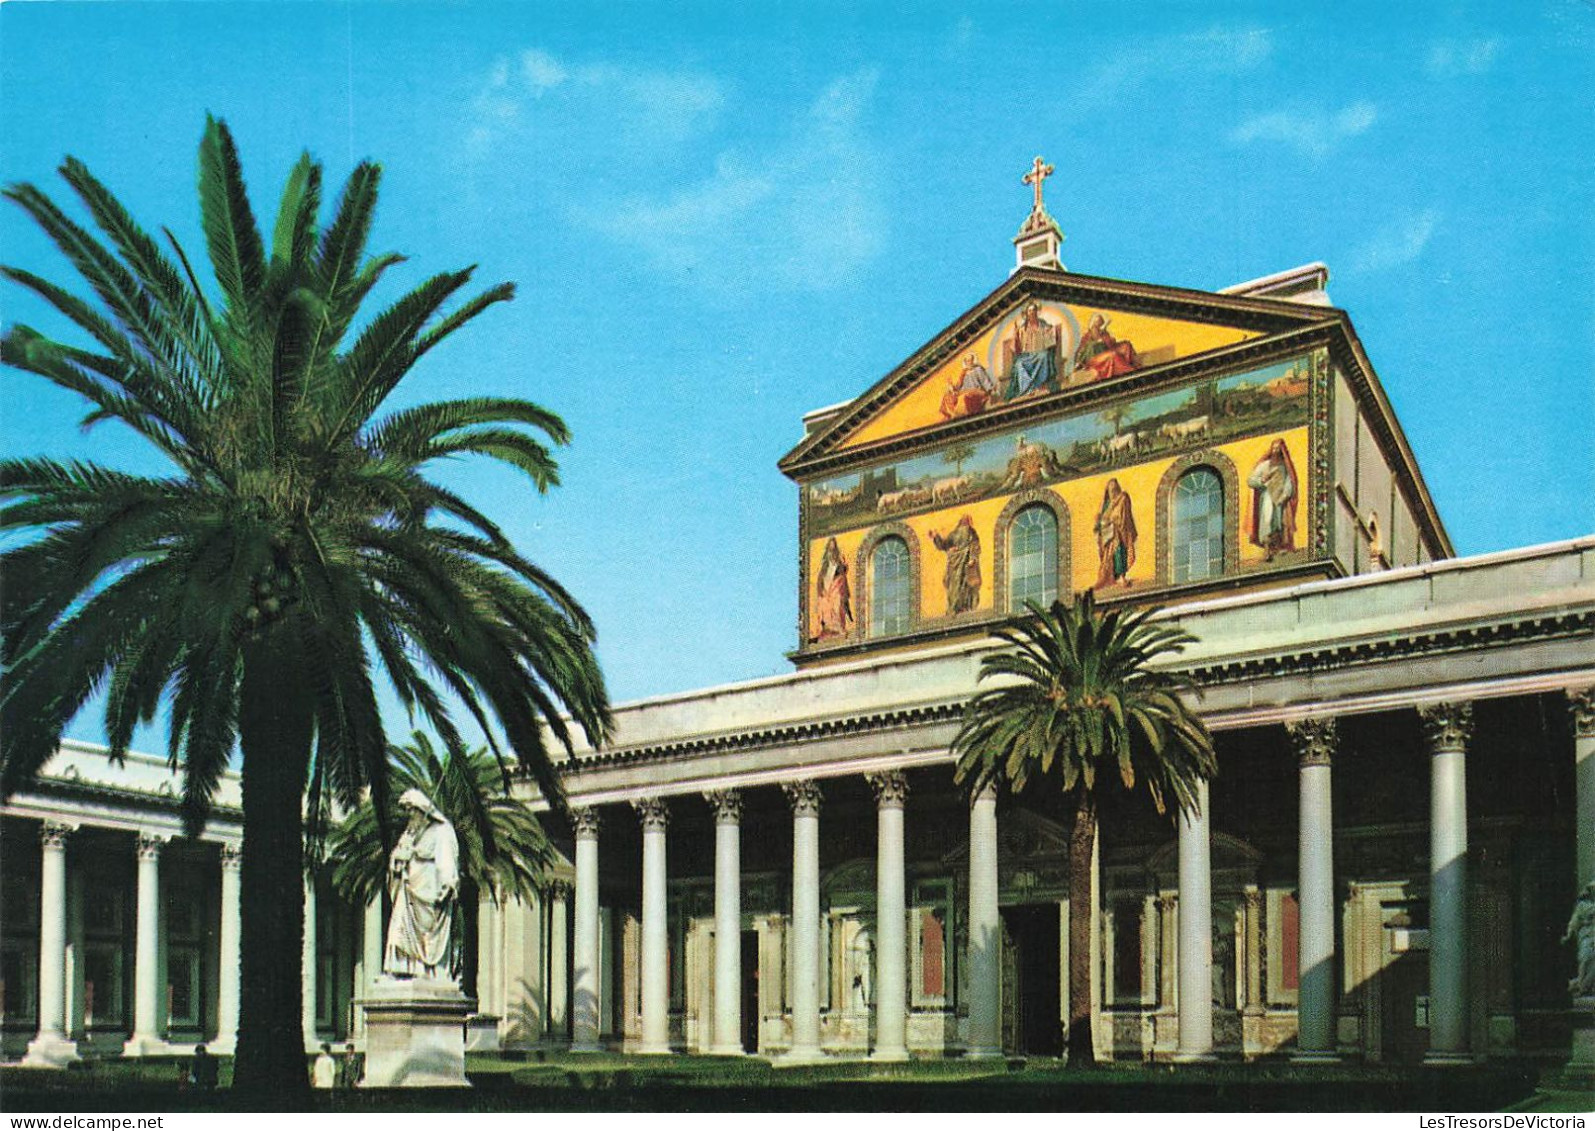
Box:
[1422,1051,1475,1066]
[709,1044,747,1056]
[122,1033,168,1058]
[569,1041,604,1053]
[1171,1050,1218,1064]
[779,1046,826,1065]
[636,1043,672,1055]
[869,1047,909,1063]
[1290,1050,1342,1065]
[963,1045,1005,1060]
[207,1036,237,1057]
[22,1033,79,1068]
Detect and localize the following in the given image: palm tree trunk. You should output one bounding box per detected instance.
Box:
[232,632,315,1098]
[1067,788,1098,1066]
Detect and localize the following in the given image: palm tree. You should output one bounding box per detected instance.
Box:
[324,731,556,999]
[952,591,1216,1064]
[0,117,611,1096]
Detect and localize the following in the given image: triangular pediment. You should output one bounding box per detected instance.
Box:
[781,267,1333,476]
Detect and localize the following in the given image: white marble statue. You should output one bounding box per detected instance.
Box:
[849,925,874,1011]
[383,789,460,980]
[1566,881,1595,999]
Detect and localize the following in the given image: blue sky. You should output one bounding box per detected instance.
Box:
[3,1,1592,749]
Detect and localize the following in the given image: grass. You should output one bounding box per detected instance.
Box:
[0,1051,1578,1114]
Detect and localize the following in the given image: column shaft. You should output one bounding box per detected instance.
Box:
[869,772,909,1062]
[1290,718,1339,1062]
[124,835,164,1056]
[1572,689,1595,892]
[966,783,1002,1058]
[214,846,242,1053]
[1422,703,1473,1063]
[548,886,570,1042]
[24,824,78,1067]
[637,798,671,1054]
[302,878,318,1049]
[571,811,602,1051]
[1175,779,1214,1061]
[785,781,823,1061]
[707,792,744,1055]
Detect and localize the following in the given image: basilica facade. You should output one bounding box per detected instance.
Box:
[4,185,1592,1071]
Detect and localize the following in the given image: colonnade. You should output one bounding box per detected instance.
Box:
[15,688,1594,1065]
[21,831,335,1067]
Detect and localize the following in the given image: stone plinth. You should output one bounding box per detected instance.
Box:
[358,977,474,1088]
[1568,998,1595,1083]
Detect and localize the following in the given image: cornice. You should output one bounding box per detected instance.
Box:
[558,603,1592,778]
[6,776,244,825]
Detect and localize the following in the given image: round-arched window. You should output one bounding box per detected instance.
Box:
[1008,505,1058,610]
[870,537,912,636]
[1172,467,1224,583]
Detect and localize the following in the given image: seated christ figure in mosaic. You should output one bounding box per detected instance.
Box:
[384,789,460,980]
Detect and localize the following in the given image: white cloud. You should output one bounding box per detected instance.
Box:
[467,47,725,154]
[1230,102,1378,159]
[1424,38,1500,78]
[1351,210,1440,273]
[580,69,887,294]
[1074,24,1274,106]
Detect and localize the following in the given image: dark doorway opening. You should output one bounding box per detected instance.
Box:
[1000,903,1063,1056]
[740,929,759,1053]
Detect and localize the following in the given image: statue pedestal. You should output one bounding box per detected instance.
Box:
[358,977,474,1088]
[1567,996,1595,1083]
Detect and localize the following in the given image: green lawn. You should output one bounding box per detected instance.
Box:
[1,1052,1581,1114]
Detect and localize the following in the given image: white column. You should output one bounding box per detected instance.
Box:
[1421,701,1473,1064]
[1571,688,1595,893]
[353,893,382,1041]
[705,790,744,1055]
[868,771,909,1062]
[571,809,602,1051]
[123,833,165,1056]
[1568,687,1595,1078]
[213,844,242,1054]
[548,882,571,1044]
[966,779,1002,1058]
[1175,779,1214,1061]
[302,876,318,1050]
[783,780,824,1062]
[24,822,78,1067]
[1288,718,1340,1062]
[635,797,671,1054]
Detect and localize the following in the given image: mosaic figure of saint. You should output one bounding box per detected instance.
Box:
[940,353,997,419]
[931,514,982,615]
[812,536,853,642]
[1073,313,1141,382]
[1094,478,1137,589]
[1002,302,1061,399]
[1247,438,1300,559]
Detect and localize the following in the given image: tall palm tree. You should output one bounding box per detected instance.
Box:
[952,591,1216,1065]
[325,731,556,999]
[0,117,610,1096]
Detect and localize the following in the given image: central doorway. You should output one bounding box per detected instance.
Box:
[1000,904,1063,1057]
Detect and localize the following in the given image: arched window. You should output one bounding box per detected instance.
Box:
[870,537,912,636]
[1008,504,1058,610]
[1172,467,1225,583]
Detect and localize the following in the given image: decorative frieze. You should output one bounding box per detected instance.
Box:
[1569,686,1595,739]
[703,789,743,824]
[783,779,824,817]
[1286,716,1338,767]
[1418,701,1474,752]
[634,796,670,832]
[570,806,601,839]
[867,770,910,809]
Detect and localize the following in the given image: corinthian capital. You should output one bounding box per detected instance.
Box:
[703,789,743,824]
[867,770,910,809]
[1418,701,1474,752]
[633,796,669,832]
[1286,716,1338,768]
[782,779,823,817]
[571,806,601,839]
[1569,686,1595,739]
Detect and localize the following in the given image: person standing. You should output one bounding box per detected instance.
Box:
[311,1042,337,1089]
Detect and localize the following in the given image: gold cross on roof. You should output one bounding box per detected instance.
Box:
[1023,155,1054,214]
